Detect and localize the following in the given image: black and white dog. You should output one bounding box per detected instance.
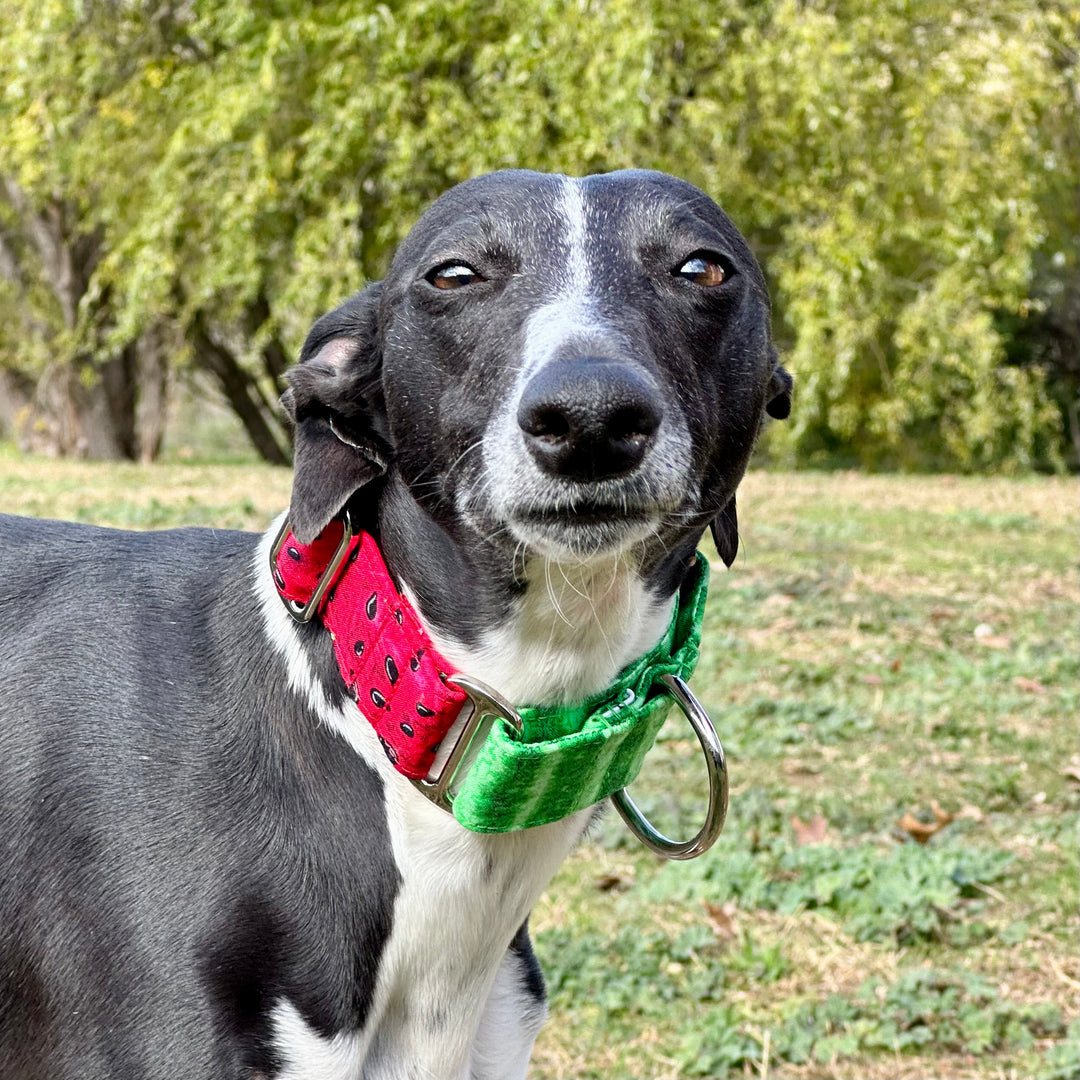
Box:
[0,170,790,1079]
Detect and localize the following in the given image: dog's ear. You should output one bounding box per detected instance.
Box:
[709,495,739,568]
[281,283,392,543]
[766,361,793,420]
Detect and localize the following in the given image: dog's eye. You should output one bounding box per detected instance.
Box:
[675,254,727,287]
[427,263,485,290]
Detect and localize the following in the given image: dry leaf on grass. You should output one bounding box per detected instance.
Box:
[595,870,635,892]
[703,899,739,942]
[1013,676,1048,693]
[897,801,954,844]
[791,814,829,846]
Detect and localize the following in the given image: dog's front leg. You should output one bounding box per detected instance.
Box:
[467,923,548,1079]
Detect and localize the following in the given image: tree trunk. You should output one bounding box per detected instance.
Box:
[32,356,135,459]
[190,311,291,466]
[135,325,170,463]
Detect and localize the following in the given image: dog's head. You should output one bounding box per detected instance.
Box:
[282,170,791,572]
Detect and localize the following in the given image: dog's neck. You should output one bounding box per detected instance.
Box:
[375,478,679,707]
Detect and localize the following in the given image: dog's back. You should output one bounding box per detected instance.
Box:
[0,515,398,1079]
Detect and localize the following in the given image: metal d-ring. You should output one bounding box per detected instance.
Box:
[270,510,356,623]
[611,673,728,860]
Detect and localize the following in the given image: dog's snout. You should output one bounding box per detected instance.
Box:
[517,360,663,482]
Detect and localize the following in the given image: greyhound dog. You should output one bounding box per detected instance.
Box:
[0,169,790,1079]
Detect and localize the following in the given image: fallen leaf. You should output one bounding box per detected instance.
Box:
[1013,676,1047,694]
[595,870,635,892]
[890,657,903,673]
[782,760,823,777]
[704,899,739,941]
[791,814,829,846]
[897,802,955,844]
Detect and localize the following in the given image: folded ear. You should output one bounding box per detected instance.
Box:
[766,361,793,420]
[281,283,391,543]
[709,495,739,568]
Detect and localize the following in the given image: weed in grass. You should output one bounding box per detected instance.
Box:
[643,834,1014,946]
[1039,1018,1080,1080]
[676,968,1070,1077]
[757,968,1068,1071]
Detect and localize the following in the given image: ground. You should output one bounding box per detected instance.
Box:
[2,452,1076,1080]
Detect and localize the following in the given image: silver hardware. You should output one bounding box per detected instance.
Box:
[411,675,524,813]
[611,673,728,860]
[270,511,356,623]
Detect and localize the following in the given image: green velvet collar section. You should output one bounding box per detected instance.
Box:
[451,553,710,833]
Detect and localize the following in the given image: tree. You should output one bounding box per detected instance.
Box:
[655,0,1077,470]
[1,0,1075,469]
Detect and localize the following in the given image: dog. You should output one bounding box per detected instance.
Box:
[0,169,790,1079]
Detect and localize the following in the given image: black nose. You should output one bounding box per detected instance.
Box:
[517,360,663,482]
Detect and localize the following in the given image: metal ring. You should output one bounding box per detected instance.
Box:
[411,675,524,812]
[270,510,355,623]
[610,672,728,860]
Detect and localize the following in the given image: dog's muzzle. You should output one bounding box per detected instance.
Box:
[516,358,663,483]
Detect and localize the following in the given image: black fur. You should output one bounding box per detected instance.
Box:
[0,517,398,1079]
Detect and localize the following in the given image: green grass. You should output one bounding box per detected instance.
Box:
[1,453,1076,1079]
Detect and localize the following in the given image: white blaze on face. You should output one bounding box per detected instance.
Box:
[471,177,694,566]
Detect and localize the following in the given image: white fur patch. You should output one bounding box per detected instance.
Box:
[255,523,594,1079]
[256,513,337,720]
[270,1000,368,1080]
[468,948,548,1079]
[427,551,673,708]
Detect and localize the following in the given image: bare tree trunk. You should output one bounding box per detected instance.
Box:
[0,179,144,459]
[135,325,170,462]
[190,311,291,466]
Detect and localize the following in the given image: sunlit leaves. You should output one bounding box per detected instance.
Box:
[0,0,1074,465]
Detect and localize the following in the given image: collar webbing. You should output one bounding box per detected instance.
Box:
[271,516,709,834]
[450,556,709,832]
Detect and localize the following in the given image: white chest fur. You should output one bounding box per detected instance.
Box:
[255,523,671,1078]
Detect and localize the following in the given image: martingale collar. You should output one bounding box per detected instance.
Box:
[270,514,725,848]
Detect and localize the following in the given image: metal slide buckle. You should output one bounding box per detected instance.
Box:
[270,511,356,623]
[410,675,524,813]
[611,673,728,860]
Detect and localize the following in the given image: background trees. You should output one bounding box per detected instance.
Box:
[1,0,1075,469]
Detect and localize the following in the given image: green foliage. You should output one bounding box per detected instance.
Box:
[0,0,1076,465]
[1040,1018,1080,1080]
[643,831,1014,945]
[760,969,1067,1069]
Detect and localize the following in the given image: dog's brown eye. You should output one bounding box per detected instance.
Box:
[676,255,726,287]
[428,264,484,290]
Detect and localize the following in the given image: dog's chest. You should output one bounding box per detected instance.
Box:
[427,554,673,706]
[258,537,671,1076]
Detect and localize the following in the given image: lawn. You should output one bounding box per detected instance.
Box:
[1,451,1076,1079]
